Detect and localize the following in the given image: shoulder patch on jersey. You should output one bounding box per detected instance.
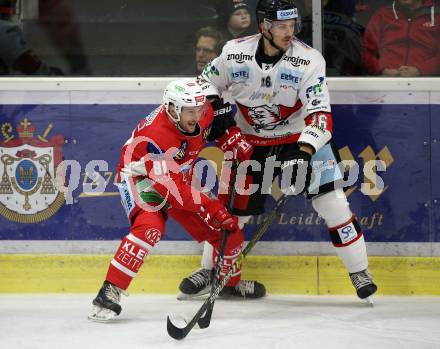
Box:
[203,62,220,78]
[138,107,161,131]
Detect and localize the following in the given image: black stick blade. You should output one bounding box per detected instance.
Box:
[167,316,189,340]
[197,305,213,329]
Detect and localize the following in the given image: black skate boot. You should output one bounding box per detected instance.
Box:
[349,269,378,300]
[88,281,124,322]
[178,268,213,300]
[220,280,266,299]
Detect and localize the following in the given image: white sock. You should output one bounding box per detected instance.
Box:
[201,241,214,269]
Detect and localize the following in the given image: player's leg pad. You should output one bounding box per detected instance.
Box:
[219,280,266,299]
[88,281,126,322]
[177,268,213,300]
[349,269,378,299]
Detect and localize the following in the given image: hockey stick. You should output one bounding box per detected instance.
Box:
[200,145,283,330]
[196,160,239,329]
[167,193,290,340]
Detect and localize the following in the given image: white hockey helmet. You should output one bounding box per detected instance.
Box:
[163,78,207,123]
[196,76,220,99]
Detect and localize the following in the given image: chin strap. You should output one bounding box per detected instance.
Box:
[164,110,184,134]
[265,31,285,52]
[175,122,185,133]
[175,120,200,136]
[165,106,185,133]
[261,20,287,53]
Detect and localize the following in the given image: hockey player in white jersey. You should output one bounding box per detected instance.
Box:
[179,0,377,301]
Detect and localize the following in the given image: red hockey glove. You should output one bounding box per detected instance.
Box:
[199,199,238,232]
[216,126,253,162]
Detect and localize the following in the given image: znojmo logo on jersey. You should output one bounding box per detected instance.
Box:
[277,9,298,20]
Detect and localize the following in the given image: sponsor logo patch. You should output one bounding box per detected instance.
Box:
[203,63,220,78]
[278,68,303,88]
[145,228,162,246]
[230,67,250,82]
[337,222,358,244]
[283,55,310,67]
[173,140,188,161]
[202,125,212,141]
[277,8,298,20]
[306,77,325,99]
[227,52,253,63]
[195,95,205,103]
[119,179,135,217]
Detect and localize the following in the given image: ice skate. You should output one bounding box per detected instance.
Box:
[349,269,377,305]
[177,268,213,300]
[88,281,125,322]
[219,280,266,299]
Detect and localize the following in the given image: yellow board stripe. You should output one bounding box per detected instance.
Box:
[0,255,439,295]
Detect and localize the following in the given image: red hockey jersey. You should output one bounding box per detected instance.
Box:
[117,104,215,213]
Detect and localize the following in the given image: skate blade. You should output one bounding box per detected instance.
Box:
[176,286,211,301]
[88,306,118,322]
[365,296,374,307]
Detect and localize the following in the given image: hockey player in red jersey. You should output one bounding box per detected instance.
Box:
[88,78,265,322]
[179,0,378,302]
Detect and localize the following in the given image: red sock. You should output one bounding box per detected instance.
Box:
[105,233,152,290]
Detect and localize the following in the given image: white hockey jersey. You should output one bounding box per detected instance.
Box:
[201,34,332,147]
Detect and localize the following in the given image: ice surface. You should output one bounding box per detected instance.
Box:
[1,295,439,349]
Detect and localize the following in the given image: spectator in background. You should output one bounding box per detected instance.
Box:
[353,0,387,27]
[184,26,225,75]
[38,0,91,75]
[217,0,258,41]
[0,0,63,75]
[299,0,364,76]
[195,26,225,74]
[362,0,440,77]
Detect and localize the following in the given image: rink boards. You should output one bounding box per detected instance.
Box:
[0,78,439,294]
[1,254,440,295]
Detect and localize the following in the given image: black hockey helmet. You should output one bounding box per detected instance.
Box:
[256,0,301,36]
[256,0,299,23]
